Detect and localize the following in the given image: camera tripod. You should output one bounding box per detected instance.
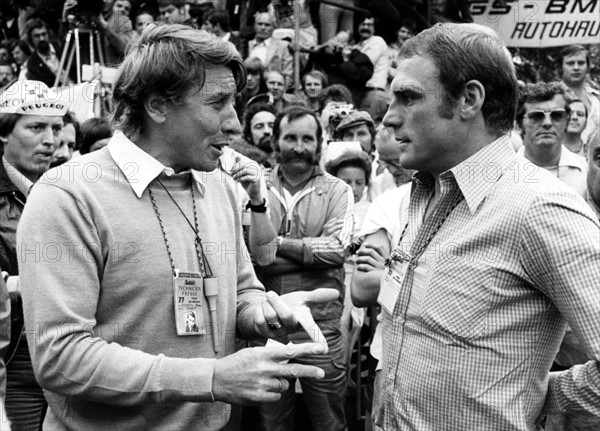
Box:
[54,24,105,86]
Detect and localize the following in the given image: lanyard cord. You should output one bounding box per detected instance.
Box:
[386,190,464,267]
[148,177,212,277]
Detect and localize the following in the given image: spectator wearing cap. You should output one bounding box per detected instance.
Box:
[333,109,376,158]
[0,80,69,430]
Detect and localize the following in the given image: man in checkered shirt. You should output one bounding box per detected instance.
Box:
[375,23,600,430]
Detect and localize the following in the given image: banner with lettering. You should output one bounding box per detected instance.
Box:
[470,0,600,47]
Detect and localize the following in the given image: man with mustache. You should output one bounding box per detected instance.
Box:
[356,14,389,122]
[0,79,69,430]
[239,102,277,168]
[248,105,354,431]
[23,19,64,87]
[518,82,587,197]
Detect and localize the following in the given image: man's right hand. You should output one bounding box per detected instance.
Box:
[211,342,326,404]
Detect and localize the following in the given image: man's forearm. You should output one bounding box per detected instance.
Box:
[277,237,345,267]
[260,256,305,276]
[351,267,383,307]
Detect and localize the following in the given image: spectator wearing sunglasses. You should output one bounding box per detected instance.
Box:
[517,82,587,197]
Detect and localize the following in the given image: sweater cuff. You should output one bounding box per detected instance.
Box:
[160,356,217,402]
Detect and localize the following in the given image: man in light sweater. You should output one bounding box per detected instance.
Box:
[17,24,337,430]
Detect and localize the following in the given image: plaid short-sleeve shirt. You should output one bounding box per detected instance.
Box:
[377,136,600,431]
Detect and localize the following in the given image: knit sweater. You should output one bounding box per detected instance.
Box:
[17,145,265,430]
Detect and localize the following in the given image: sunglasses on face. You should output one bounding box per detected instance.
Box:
[524,109,568,124]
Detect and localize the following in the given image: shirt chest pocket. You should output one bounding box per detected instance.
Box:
[417,257,495,343]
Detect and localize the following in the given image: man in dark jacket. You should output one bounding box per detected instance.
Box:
[0,79,69,430]
[24,19,65,87]
[308,31,373,108]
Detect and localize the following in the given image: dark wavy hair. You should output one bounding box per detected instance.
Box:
[243,102,276,145]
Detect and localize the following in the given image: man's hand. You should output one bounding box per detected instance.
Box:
[62,0,78,22]
[212,342,326,404]
[254,289,339,350]
[355,243,387,272]
[230,155,264,204]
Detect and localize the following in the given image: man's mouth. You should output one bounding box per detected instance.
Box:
[211,143,228,152]
[35,151,54,159]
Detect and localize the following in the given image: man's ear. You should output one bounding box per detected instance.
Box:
[144,94,168,124]
[459,80,485,121]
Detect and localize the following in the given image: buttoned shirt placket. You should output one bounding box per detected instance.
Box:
[381,172,464,429]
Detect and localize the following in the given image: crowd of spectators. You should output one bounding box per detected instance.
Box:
[0,1,599,431]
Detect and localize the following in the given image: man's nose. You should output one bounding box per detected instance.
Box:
[221,108,241,136]
[294,141,306,152]
[42,127,57,145]
[541,113,554,127]
[382,105,399,129]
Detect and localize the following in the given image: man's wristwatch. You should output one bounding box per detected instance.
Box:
[246,198,267,213]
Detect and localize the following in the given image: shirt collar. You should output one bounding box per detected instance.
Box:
[517,144,586,171]
[586,190,600,220]
[558,144,587,170]
[2,155,33,197]
[449,135,516,214]
[107,131,206,199]
[253,37,271,47]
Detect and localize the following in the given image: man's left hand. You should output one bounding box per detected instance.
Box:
[254,289,339,352]
[230,155,263,203]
